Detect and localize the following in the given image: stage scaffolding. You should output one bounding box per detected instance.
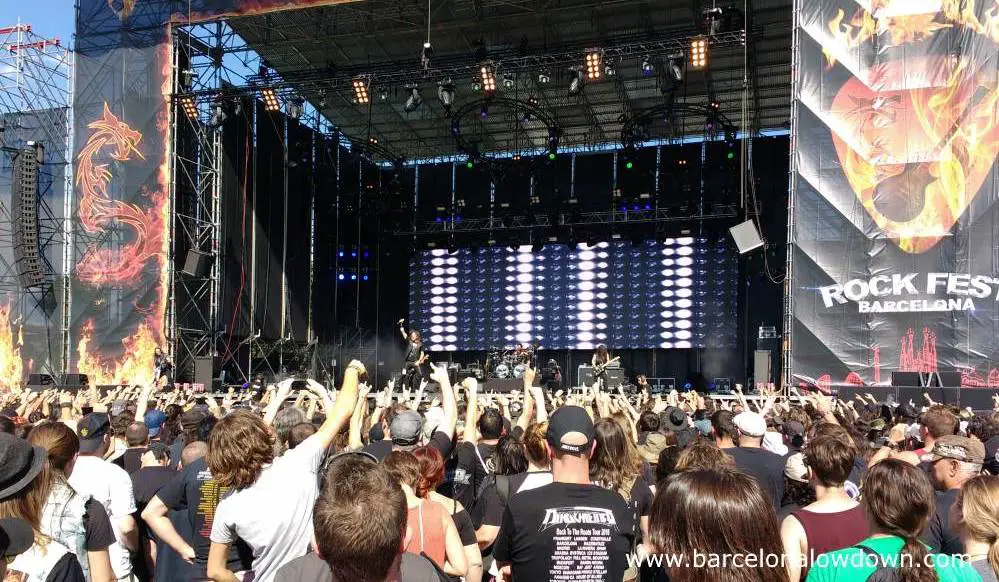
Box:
[0,22,73,375]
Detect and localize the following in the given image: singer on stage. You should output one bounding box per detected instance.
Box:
[398,319,427,390]
[153,347,173,387]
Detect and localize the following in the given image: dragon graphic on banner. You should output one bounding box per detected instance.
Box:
[790,0,999,386]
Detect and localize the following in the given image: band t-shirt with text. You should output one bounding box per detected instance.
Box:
[493,481,635,582]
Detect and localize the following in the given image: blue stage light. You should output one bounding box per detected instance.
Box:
[351,274,357,281]
[362,275,369,281]
[338,274,345,280]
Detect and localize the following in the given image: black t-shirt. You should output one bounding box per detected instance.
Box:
[362,431,454,462]
[494,482,636,582]
[922,488,964,555]
[122,448,145,474]
[46,553,86,582]
[155,457,253,572]
[726,446,786,510]
[404,341,422,364]
[131,466,176,582]
[82,498,115,551]
[449,441,496,510]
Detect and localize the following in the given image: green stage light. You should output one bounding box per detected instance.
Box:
[625,161,634,169]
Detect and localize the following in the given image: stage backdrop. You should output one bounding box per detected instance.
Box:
[789,0,999,388]
[66,0,356,386]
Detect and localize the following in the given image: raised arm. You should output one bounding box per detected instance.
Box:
[463,379,479,444]
[314,361,363,449]
[398,319,408,341]
[430,363,458,439]
[263,379,294,426]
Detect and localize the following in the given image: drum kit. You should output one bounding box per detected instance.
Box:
[485,346,535,379]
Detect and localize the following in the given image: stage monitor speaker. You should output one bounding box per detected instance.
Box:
[754,350,772,385]
[892,371,922,387]
[929,371,962,388]
[12,145,44,288]
[193,356,215,389]
[182,250,213,278]
[27,373,56,393]
[62,374,89,388]
[729,219,764,255]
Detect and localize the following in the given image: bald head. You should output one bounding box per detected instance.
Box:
[125,422,150,447]
[181,441,208,468]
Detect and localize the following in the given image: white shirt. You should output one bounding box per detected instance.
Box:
[67,455,136,579]
[210,434,326,582]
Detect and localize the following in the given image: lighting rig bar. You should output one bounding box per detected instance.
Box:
[620,102,738,145]
[450,97,560,160]
[395,206,740,237]
[176,31,746,100]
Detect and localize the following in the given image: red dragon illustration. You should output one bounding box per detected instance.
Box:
[74,103,164,286]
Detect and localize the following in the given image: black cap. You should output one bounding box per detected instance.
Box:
[984,436,999,476]
[77,413,110,453]
[0,517,32,558]
[546,406,594,455]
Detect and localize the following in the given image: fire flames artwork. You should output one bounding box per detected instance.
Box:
[0,303,24,391]
[790,0,999,385]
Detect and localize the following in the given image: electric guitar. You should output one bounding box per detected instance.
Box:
[593,356,621,376]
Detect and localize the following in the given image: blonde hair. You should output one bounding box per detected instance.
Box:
[956,475,999,578]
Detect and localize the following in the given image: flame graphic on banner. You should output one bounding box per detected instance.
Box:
[74,42,171,386]
[107,0,138,21]
[823,3,999,253]
[0,304,23,390]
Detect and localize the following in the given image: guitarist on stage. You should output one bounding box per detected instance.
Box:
[398,319,428,391]
[591,344,613,391]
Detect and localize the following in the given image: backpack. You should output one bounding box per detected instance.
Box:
[854,545,902,582]
[419,552,452,582]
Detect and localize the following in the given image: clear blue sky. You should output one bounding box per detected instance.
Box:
[0,0,76,47]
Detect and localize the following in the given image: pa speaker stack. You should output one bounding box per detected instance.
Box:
[12,144,44,288]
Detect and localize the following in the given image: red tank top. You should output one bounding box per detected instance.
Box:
[405,498,448,569]
[792,505,870,571]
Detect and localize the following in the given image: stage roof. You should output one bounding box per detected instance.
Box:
[227,0,792,159]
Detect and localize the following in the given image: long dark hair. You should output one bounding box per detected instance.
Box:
[591,417,643,498]
[649,468,789,582]
[493,435,527,476]
[159,403,183,444]
[863,459,937,582]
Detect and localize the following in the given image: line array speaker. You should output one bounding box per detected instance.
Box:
[12,145,44,287]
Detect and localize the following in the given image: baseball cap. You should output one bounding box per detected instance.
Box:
[921,434,985,465]
[733,411,767,438]
[784,452,809,483]
[762,432,789,456]
[77,413,110,453]
[546,406,594,455]
[0,517,32,560]
[180,409,207,431]
[144,409,168,438]
[390,410,423,446]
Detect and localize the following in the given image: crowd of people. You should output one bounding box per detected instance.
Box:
[0,360,998,582]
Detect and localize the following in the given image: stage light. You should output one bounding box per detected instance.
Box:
[667,53,685,82]
[437,78,455,114]
[641,57,654,76]
[352,77,370,104]
[261,87,280,112]
[404,85,423,112]
[585,50,603,80]
[548,152,556,161]
[179,95,198,120]
[538,69,551,84]
[527,94,539,107]
[180,68,195,90]
[568,67,583,96]
[317,89,328,108]
[480,103,488,118]
[503,73,515,89]
[466,157,475,169]
[727,151,735,160]
[690,37,708,69]
[208,103,226,128]
[480,63,497,94]
[472,80,482,92]
[625,160,634,170]
[287,96,304,120]
[379,87,389,101]
[604,62,616,77]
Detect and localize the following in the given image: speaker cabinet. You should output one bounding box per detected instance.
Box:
[62,373,90,388]
[182,250,213,278]
[729,219,764,255]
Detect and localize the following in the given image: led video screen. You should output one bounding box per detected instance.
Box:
[409,239,738,351]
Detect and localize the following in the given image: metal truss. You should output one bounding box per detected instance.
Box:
[169,28,224,382]
[0,22,73,374]
[398,206,739,237]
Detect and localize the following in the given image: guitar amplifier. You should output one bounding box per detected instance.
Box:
[577,365,625,389]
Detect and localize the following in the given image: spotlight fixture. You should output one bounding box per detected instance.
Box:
[480,103,488,118]
[568,67,584,96]
[465,156,475,169]
[379,87,389,101]
[403,85,423,113]
[472,79,482,92]
[604,61,616,77]
[480,63,497,94]
[317,88,328,108]
[287,96,304,120]
[421,42,433,70]
[351,76,370,104]
[641,57,654,76]
[437,78,455,114]
[690,37,708,69]
[180,68,195,90]
[667,52,685,82]
[260,87,281,112]
[503,73,515,89]
[585,50,603,80]
[527,94,539,107]
[208,103,226,127]
[179,95,198,119]
[538,69,551,84]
